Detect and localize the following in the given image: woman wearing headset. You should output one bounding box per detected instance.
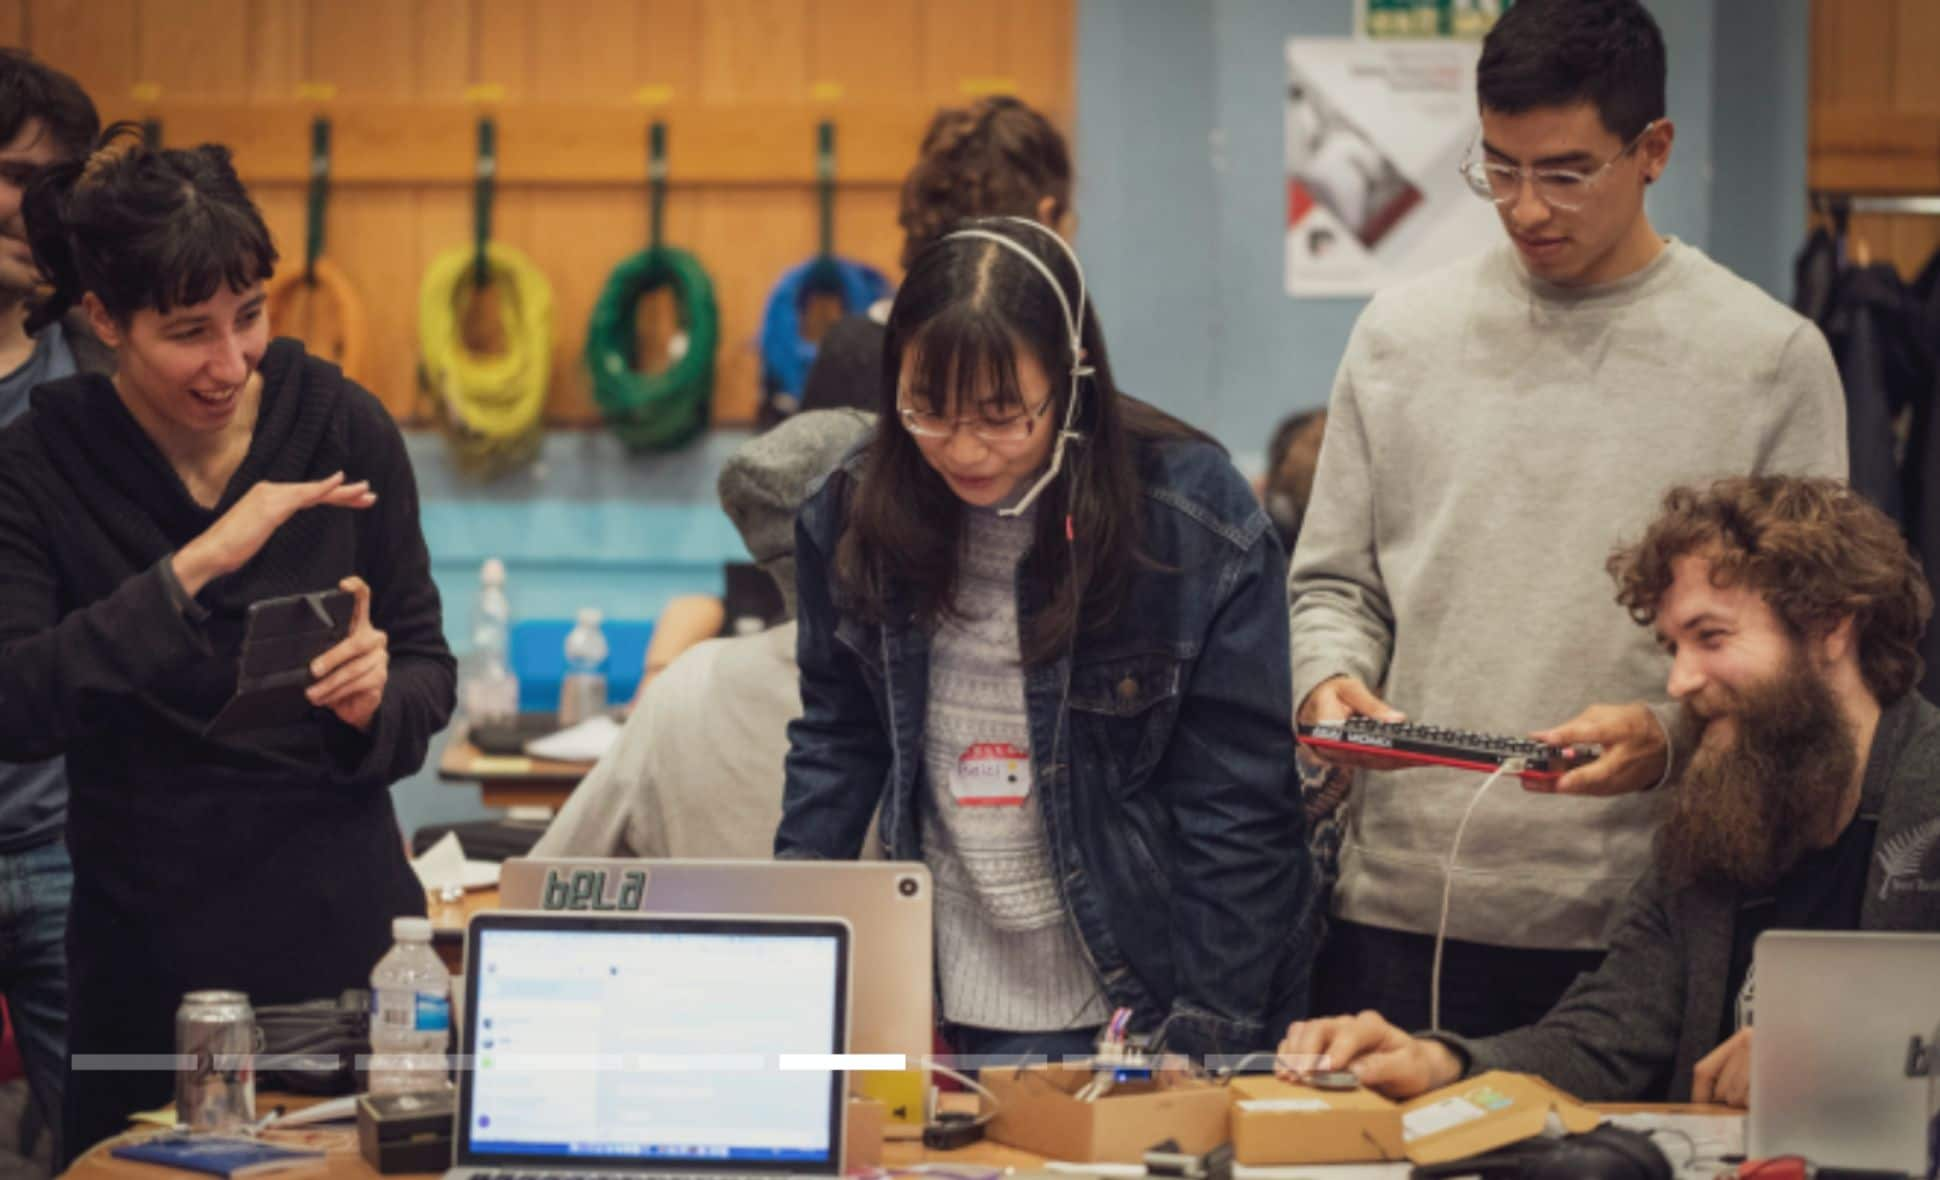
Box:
[776,217,1316,1063]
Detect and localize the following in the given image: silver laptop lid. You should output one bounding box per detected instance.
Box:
[456,912,850,1175]
[1748,930,1940,1173]
[500,858,931,1067]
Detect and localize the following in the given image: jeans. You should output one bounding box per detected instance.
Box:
[0,839,71,1163]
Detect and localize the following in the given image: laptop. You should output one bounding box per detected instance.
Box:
[448,912,851,1180]
[1747,930,1940,1173]
[499,858,932,1066]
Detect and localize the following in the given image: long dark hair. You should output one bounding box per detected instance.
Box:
[23,122,278,334]
[835,217,1207,665]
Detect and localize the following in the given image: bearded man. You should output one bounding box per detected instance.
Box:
[1277,475,1940,1107]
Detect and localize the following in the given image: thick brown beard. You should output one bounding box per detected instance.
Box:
[1658,651,1858,890]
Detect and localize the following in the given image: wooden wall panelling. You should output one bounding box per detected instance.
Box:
[470,0,533,99]
[700,0,808,103]
[1811,0,1894,107]
[919,0,1004,103]
[0,1,25,44]
[415,0,472,99]
[529,0,639,102]
[329,188,431,416]
[1004,0,1075,123]
[413,187,473,422]
[1812,0,1940,278]
[29,0,139,103]
[697,185,817,421]
[90,101,943,184]
[528,187,644,423]
[24,0,1075,428]
[637,0,703,101]
[246,0,307,99]
[138,0,249,100]
[808,0,920,101]
[1893,0,1940,113]
[305,0,414,99]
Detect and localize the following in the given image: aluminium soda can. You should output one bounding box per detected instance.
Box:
[175,990,257,1132]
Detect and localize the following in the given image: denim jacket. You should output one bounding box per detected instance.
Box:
[777,435,1317,1057]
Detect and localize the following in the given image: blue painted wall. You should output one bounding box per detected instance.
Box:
[393,430,755,836]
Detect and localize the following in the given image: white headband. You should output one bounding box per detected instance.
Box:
[939,218,1092,519]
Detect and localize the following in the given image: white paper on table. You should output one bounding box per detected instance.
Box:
[524,714,622,762]
[410,831,468,895]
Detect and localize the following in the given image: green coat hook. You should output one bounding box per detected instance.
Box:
[648,121,668,255]
[816,120,836,261]
[474,117,498,289]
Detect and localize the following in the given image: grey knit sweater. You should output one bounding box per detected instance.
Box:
[922,504,1108,1032]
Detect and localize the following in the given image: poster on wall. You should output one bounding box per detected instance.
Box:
[1284,37,1500,298]
[1358,0,1510,40]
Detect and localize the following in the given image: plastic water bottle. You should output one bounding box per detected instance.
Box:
[461,558,519,726]
[368,917,452,1094]
[557,607,610,727]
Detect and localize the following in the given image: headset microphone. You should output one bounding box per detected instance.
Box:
[939,217,1092,525]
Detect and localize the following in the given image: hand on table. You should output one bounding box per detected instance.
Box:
[1275,1010,1463,1100]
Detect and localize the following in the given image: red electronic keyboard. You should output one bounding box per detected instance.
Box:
[1297,718,1602,783]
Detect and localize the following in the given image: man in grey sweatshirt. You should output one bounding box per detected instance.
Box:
[1279,476,1940,1107]
[1288,0,1847,1035]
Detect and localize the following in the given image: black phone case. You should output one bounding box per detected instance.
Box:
[204,588,356,737]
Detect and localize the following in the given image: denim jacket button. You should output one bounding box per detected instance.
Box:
[1116,676,1138,703]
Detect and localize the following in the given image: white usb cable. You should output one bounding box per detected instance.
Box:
[1429,758,1524,1034]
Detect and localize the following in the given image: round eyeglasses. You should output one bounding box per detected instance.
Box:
[1459,119,1661,213]
[899,394,1054,446]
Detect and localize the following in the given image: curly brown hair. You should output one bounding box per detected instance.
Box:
[896,96,1071,270]
[1608,476,1933,703]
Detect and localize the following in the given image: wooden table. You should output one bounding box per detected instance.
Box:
[436,727,589,809]
[427,887,500,973]
[61,1094,1048,1180]
[62,1100,1740,1180]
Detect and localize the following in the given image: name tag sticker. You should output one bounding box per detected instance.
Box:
[951,741,1032,808]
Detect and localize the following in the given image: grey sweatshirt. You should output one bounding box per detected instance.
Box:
[1287,238,1848,950]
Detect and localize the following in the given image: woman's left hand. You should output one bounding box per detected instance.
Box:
[309,576,388,733]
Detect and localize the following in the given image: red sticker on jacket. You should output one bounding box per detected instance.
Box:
[950,742,1032,808]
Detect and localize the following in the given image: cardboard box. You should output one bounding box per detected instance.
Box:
[844,1096,885,1170]
[1230,1070,1601,1166]
[983,1065,1231,1164]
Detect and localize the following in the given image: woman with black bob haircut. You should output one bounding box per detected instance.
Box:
[777,217,1317,1062]
[0,125,454,1159]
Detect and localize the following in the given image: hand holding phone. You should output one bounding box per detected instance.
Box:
[204,587,355,736]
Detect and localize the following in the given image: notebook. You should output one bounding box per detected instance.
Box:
[447,912,851,1180]
[111,1134,324,1178]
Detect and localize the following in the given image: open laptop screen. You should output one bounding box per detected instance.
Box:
[458,914,849,1171]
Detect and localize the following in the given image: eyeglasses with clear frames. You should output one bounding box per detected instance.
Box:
[1459,119,1661,212]
[899,393,1054,446]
